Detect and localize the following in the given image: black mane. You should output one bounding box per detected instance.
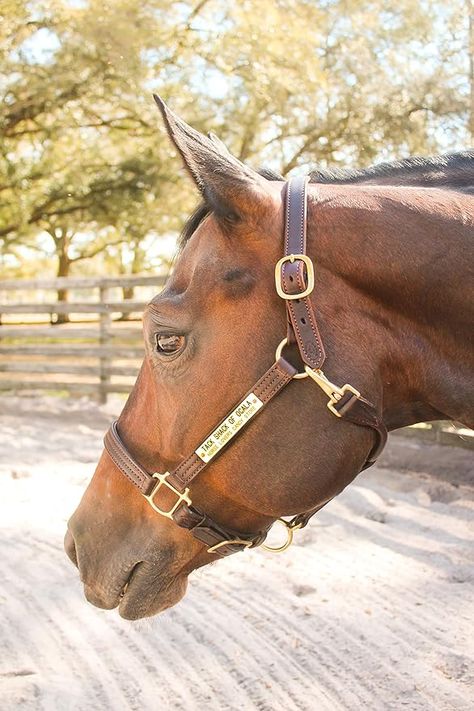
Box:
[180,151,473,246]
[308,151,474,190]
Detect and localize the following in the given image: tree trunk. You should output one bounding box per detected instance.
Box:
[54,247,71,325]
[118,240,143,320]
[117,285,135,321]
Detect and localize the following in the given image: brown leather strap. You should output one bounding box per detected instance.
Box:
[279,176,325,369]
[173,504,268,557]
[169,357,297,490]
[104,357,297,556]
[105,357,297,496]
[104,419,268,556]
[332,391,387,467]
[103,175,388,558]
[104,421,152,495]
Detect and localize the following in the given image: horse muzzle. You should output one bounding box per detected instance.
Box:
[64,523,191,619]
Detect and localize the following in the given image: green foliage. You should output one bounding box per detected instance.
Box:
[0,0,471,280]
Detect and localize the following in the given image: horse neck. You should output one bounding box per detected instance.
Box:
[308,184,474,430]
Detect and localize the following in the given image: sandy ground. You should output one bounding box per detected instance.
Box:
[0,396,473,711]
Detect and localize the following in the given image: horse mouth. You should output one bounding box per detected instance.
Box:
[67,527,192,620]
[117,561,142,605]
[117,563,188,620]
[119,565,137,600]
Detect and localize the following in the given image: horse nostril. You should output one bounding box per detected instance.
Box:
[64,530,78,568]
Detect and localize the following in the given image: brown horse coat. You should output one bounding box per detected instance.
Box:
[65,99,473,619]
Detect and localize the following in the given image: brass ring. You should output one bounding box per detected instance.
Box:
[274,338,308,379]
[261,518,295,553]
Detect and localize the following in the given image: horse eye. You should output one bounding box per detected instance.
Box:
[155,333,185,355]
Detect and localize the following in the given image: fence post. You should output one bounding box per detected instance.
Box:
[99,285,111,403]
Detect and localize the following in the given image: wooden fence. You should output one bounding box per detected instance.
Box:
[0,274,472,449]
[0,274,166,401]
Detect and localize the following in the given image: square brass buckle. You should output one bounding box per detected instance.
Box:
[143,473,192,519]
[275,254,315,300]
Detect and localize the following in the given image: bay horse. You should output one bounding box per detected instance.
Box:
[65,96,474,620]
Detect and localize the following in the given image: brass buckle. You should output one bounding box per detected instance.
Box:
[304,366,360,418]
[261,518,302,553]
[275,254,314,300]
[143,473,191,519]
[207,539,253,554]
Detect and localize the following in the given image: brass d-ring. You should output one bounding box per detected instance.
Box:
[261,518,299,553]
[275,338,308,379]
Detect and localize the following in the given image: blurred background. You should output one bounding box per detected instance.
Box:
[1,0,472,283]
[1,0,472,400]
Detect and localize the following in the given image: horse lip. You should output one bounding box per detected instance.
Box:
[117,567,189,620]
[119,562,142,600]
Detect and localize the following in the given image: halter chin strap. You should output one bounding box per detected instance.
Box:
[104,177,387,557]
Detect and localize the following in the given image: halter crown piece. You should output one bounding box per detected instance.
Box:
[104,177,387,556]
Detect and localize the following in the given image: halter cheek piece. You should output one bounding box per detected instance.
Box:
[104,177,388,557]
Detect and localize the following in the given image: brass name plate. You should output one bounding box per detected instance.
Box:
[195,393,263,463]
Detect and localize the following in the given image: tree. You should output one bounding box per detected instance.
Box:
[0,0,471,286]
[190,0,471,170]
[0,1,198,252]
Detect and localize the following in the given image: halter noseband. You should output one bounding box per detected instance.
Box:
[104,177,387,557]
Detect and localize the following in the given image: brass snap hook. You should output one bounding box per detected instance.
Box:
[261,518,301,553]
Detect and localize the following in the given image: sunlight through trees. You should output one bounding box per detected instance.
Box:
[1,0,471,282]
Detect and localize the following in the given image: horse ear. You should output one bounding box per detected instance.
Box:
[153,94,270,221]
[207,131,233,157]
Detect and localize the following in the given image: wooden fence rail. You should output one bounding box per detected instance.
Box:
[1,274,472,449]
[0,274,166,402]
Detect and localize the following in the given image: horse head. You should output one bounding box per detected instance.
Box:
[66,97,472,620]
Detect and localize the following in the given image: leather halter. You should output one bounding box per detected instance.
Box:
[104,177,387,557]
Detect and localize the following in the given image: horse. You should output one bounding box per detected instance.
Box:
[65,95,474,620]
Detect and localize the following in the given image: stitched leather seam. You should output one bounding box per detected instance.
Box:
[289,302,323,363]
[106,429,150,486]
[108,443,147,487]
[109,438,149,487]
[285,179,292,252]
[175,458,202,485]
[257,371,286,399]
[254,372,281,397]
[298,177,304,253]
[281,179,294,295]
[284,178,323,365]
[256,369,282,396]
[260,374,287,399]
[178,459,203,483]
[106,443,148,489]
